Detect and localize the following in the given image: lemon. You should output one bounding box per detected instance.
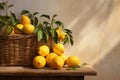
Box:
[14,24,23,34]
[46,52,58,67]
[6,26,15,35]
[21,15,31,25]
[38,45,50,57]
[33,56,46,68]
[60,54,68,64]
[22,24,35,34]
[66,56,80,67]
[53,43,64,56]
[10,30,15,35]
[60,32,66,41]
[52,56,64,69]
[56,27,62,38]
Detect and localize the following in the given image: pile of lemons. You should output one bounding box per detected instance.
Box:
[12,15,34,35]
[33,43,80,69]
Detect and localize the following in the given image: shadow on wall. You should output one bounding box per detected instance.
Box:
[86,40,120,80]
[70,0,113,44]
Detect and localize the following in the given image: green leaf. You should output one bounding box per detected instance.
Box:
[0,2,6,6]
[33,12,39,16]
[28,13,32,18]
[53,29,58,43]
[33,17,38,26]
[81,63,88,67]
[43,21,50,26]
[21,10,30,15]
[37,29,43,41]
[34,27,39,33]
[10,12,17,26]
[0,5,4,10]
[53,14,57,18]
[70,38,74,46]
[42,30,49,42]
[8,5,14,8]
[41,14,50,20]
[63,36,68,45]
[45,29,49,41]
[55,20,64,28]
[64,29,72,33]
[52,14,57,21]
[7,26,13,34]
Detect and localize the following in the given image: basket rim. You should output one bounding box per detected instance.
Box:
[0,33,36,39]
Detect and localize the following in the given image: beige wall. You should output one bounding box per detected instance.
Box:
[1,0,120,80]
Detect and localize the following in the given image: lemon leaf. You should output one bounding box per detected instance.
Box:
[33,17,38,26]
[37,29,43,41]
[0,5,4,10]
[8,5,14,8]
[55,20,64,28]
[70,38,74,46]
[41,14,50,20]
[33,12,39,16]
[64,29,72,33]
[21,10,30,15]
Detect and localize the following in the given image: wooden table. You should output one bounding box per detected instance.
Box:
[0,66,96,80]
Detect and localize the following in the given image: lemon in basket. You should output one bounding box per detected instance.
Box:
[53,43,64,56]
[60,32,66,41]
[38,45,50,57]
[33,56,46,68]
[14,24,23,34]
[21,15,31,25]
[56,27,62,38]
[66,56,80,67]
[22,24,35,34]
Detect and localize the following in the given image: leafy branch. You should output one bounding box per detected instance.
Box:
[35,14,74,46]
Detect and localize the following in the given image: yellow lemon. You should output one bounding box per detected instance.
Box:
[38,45,50,57]
[33,56,46,68]
[66,56,80,67]
[60,54,68,64]
[53,43,64,56]
[60,32,66,41]
[14,24,23,34]
[56,27,62,38]
[21,15,31,25]
[46,52,58,67]
[10,30,15,35]
[52,56,64,69]
[22,24,35,34]
[6,26,15,35]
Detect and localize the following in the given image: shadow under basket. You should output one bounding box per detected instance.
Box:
[0,34,37,66]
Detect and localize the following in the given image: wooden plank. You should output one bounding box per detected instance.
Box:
[0,66,96,76]
[0,76,84,80]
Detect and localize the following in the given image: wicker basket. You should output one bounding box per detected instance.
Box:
[0,34,37,66]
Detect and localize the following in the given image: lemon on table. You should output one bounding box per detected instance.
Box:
[46,52,58,67]
[22,24,35,34]
[33,56,46,68]
[60,54,68,64]
[14,24,23,34]
[21,15,31,25]
[38,45,50,57]
[52,56,64,69]
[66,56,80,67]
[53,43,64,56]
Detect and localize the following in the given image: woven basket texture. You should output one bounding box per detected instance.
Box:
[0,34,37,66]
